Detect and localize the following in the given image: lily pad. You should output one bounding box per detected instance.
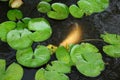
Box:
[101,33,120,58]
[7,9,23,21]
[46,61,71,73]
[37,1,51,13]
[16,45,51,68]
[16,17,31,30]
[69,4,84,18]
[35,68,46,80]
[70,43,105,77]
[45,71,69,80]
[28,18,52,42]
[56,46,73,66]
[7,29,32,50]
[47,3,69,20]
[0,21,16,42]
[35,68,69,80]
[101,33,120,45]
[0,59,23,80]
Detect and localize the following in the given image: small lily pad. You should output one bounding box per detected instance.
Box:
[7,9,23,21]
[37,1,51,13]
[0,21,16,42]
[0,59,23,80]
[70,43,105,77]
[16,17,31,30]
[35,68,46,80]
[69,4,84,18]
[7,29,32,50]
[16,45,51,68]
[46,61,71,73]
[45,71,69,80]
[101,33,120,58]
[56,46,73,66]
[28,18,52,42]
[47,3,69,20]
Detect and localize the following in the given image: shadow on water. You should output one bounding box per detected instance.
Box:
[0,0,120,80]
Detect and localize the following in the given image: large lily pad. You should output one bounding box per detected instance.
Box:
[16,45,51,68]
[70,43,105,77]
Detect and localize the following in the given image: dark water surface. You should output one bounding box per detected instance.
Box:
[0,0,120,80]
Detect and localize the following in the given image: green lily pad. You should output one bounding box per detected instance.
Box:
[69,4,84,18]
[103,45,120,58]
[7,29,32,50]
[70,43,105,77]
[46,61,71,73]
[16,45,51,68]
[0,59,23,80]
[47,3,69,20]
[28,18,52,42]
[37,1,51,13]
[101,33,120,45]
[56,46,73,66]
[0,21,16,42]
[45,71,69,80]
[7,9,23,21]
[101,33,120,58]
[41,0,52,2]
[35,68,69,80]
[35,68,46,80]
[16,17,31,30]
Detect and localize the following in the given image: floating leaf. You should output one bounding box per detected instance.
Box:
[16,17,31,30]
[41,0,52,2]
[7,29,32,50]
[69,4,84,18]
[70,43,105,77]
[35,68,46,80]
[37,1,51,13]
[7,9,23,21]
[28,18,52,42]
[101,33,120,58]
[16,45,51,68]
[47,3,69,20]
[45,71,69,80]
[0,21,16,42]
[46,61,71,73]
[0,59,23,80]
[56,46,73,66]
[101,33,120,45]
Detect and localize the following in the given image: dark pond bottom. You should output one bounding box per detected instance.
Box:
[0,0,120,80]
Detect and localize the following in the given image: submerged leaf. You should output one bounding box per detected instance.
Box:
[16,45,51,68]
[70,43,105,77]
